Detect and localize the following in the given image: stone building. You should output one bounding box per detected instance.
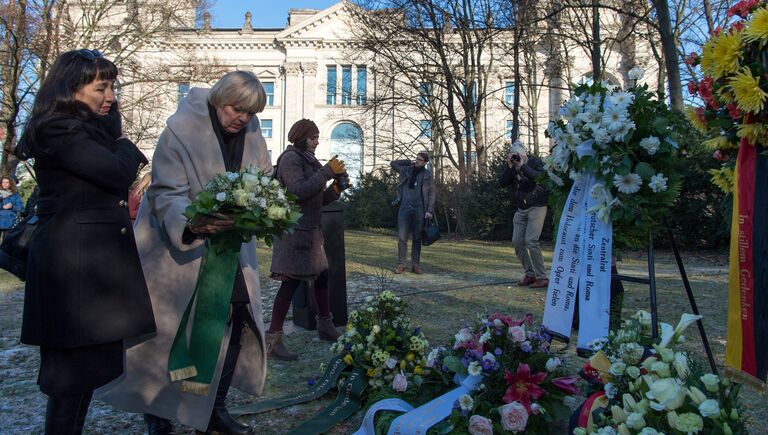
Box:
[111,1,654,177]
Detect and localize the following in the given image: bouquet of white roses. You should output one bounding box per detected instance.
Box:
[544,74,685,249]
[183,165,301,249]
[573,311,748,435]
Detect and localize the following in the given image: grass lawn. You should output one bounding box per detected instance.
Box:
[0,229,763,434]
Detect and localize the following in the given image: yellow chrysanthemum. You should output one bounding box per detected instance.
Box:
[709,167,735,193]
[684,107,708,133]
[700,36,719,78]
[736,123,768,145]
[710,32,743,78]
[742,7,768,44]
[718,88,735,104]
[703,136,738,150]
[729,67,768,113]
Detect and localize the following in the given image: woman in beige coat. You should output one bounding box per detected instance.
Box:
[97,71,271,435]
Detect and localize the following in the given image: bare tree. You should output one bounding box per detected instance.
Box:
[345,0,509,183]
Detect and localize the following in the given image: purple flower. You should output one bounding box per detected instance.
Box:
[494,347,503,356]
[520,341,532,353]
[481,359,495,371]
[307,378,316,387]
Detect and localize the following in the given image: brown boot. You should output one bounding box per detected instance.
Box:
[394,264,405,274]
[316,315,341,341]
[411,264,423,274]
[265,331,298,360]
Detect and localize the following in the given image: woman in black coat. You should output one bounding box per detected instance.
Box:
[17,49,156,435]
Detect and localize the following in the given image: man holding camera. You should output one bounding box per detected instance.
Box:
[500,140,550,288]
[391,151,435,274]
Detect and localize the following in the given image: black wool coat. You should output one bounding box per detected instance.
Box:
[20,116,156,348]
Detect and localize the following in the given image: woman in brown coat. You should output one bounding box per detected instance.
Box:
[267,119,348,359]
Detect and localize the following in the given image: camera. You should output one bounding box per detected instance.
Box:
[511,154,521,162]
[335,172,351,191]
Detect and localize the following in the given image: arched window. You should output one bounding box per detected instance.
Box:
[330,122,364,185]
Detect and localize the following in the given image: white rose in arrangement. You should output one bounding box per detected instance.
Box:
[700,373,720,393]
[226,172,239,182]
[454,328,473,347]
[639,136,661,155]
[261,176,271,186]
[242,172,259,187]
[698,399,721,418]
[626,412,646,430]
[651,361,671,378]
[674,412,704,433]
[628,66,645,81]
[266,206,287,221]
[610,362,627,376]
[638,428,660,435]
[215,192,227,202]
[545,357,562,372]
[232,189,249,207]
[646,378,685,411]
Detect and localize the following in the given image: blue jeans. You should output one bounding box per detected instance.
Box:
[397,205,424,266]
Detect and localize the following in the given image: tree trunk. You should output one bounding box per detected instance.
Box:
[1,0,28,176]
[652,0,683,111]
[592,1,601,80]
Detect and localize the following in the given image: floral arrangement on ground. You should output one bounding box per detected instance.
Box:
[573,311,748,435]
[685,0,768,193]
[420,312,580,434]
[543,71,686,250]
[183,165,301,249]
[329,291,443,410]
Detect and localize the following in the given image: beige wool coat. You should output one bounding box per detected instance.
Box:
[96,88,271,431]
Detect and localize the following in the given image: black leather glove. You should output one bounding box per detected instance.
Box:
[99,103,123,140]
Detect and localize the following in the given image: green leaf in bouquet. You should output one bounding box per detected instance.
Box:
[652,116,669,134]
[442,356,467,376]
[634,162,656,180]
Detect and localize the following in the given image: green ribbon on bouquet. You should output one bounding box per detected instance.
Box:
[167,236,240,395]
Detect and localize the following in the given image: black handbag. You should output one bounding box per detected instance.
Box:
[0,208,38,281]
[421,216,440,246]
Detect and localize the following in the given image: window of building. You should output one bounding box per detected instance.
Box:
[419,120,432,139]
[178,82,190,103]
[356,66,367,105]
[262,119,273,138]
[341,66,352,105]
[419,82,432,107]
[504,81,515,105]
[263,81,274,106]
[506,120,514,139]
[326,66,337,105]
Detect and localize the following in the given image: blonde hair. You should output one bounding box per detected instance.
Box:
[208,70,266,114]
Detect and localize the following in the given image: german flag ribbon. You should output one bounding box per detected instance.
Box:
[725,142,767,393]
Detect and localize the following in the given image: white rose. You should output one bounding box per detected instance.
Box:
[626,412,646,430]
[698,399,720,418]
[266,206,287,220]
[261,176,271,186]
[215,192,227,202]
[232,189,249,207]
[651,361,671,378]
[638,428,660,435]
[646,378,685,411]
[242,173,259,187]
[545,357,561,372]
[610,362,627,376]
[700,373,720,393]
[508,326,526,342]
[226,172,239,182]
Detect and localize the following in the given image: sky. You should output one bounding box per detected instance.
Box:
[208,1,341,29]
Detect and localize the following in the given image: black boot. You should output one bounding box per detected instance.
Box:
[144,414,174,435]
[44,392,92,435]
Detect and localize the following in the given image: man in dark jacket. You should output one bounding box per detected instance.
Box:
[500,140,549,288]
[391,151,435,274]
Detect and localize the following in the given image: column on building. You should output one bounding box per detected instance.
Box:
[281,61,302,146]
[301,62,318,122]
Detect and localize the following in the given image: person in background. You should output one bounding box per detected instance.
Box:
[128,172,151,222]
[97,70,272,435]
[0,176,24,240]
[267,119,348,360]
[391,151,435,274]
[16,49,156,435]
[499,140,550,289]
